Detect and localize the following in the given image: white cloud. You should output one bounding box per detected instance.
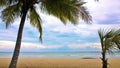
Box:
[0,40,102,51]
[45,23,120,37]
[85,0,120,22]
[67,42,101,49]
[0,40,62,50]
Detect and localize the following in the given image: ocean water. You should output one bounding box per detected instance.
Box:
[0,52,120,58]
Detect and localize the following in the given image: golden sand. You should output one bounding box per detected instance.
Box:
[0,58,120,68]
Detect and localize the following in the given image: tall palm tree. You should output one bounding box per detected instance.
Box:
[98,28,120,68]
[0,0,92,68]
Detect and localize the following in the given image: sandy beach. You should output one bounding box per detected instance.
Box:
[0,58,120,68]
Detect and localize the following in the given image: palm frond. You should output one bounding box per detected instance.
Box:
[1,3,21,28]
[40,0,91,25]
[98,28,120,55]
[78,6,92,23]
[0,0,9,7]
[29,6,42,42]
[105,38,112,49]
[105,29,115,38]
[98,29,104,40]
[107,49,114,55]
[113,35,120,49]
[8,0,18,4]
[98,29,105,49]
[0,0,19,7]
[116,42,120,49]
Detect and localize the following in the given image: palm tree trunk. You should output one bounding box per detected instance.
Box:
[9,9,28,68]
[102,52,108,68]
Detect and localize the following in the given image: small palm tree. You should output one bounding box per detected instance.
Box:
[0,0,92,68]
[98,28,120,68]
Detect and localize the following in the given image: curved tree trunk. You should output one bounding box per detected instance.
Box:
[9,9,28,68]
[102,52,108,68]
[102,60,107,68]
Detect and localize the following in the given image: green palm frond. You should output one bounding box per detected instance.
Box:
[78,6,92,23]
[98,28,120,55]
[40,0,91,25]
[0,0,9,7]
[105,38,112,49]
[8,0,18,4]
[0,0,19,7]
[116,42,120,49]
[113,35,120,49]
[98,29,105,49]
[98,29,104,40]
[29,6,42,42]
[107,49,114,55]
[1,3,21,28]
[105,29,114,38]
[109,29,120,49]
[115,29,120,34]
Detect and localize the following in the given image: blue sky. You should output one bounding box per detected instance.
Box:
[0,0,120,52]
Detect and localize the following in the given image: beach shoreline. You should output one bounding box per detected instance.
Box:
[0,58,120,68]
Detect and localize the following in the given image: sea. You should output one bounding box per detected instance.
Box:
[0,51,120,58]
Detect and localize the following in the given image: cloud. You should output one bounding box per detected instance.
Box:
[0,40,102,51]
[44,23,120,37]
[0,40,62,50]
[67,42,101,49]
[85,0,120,23]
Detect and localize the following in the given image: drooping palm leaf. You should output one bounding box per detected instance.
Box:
[8,0,18,4]
[40,0,92,24]
[98,29,105,49]
[1,3,21,28]
[29,6,42,42]
[0,0,9,7]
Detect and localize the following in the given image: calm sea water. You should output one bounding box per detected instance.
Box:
[0,52,120,58]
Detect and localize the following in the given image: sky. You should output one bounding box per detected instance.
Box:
[0,0,120,52]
